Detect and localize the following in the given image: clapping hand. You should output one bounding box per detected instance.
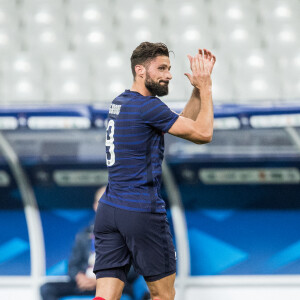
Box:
[186,49,216,75]
[184,49,216,91]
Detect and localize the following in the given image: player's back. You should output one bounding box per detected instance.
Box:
[100,89,178,213]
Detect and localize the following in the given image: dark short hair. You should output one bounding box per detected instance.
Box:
[130,42,170,78]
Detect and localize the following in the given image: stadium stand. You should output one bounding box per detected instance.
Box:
[0,0,297,104]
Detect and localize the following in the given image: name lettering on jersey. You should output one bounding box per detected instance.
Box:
[109,104,121,115]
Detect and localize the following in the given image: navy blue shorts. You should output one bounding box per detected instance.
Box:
[93,202,176,283]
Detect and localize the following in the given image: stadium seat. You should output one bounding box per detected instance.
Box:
[282,80,300,101]
[232,49,278,79]
[258,0,300,29]
[217,25,261,58]
[212,77,235,104]
[46,52,91,80]
[263,24,300,57]
[115,0,160,26]
[165,80,189,102]
[21,0,64,12]
[280,53,300,100]
[91,80,107,103]
[235,73,282,102]
[91,51,131,102]
[0,0,17,9]
[0,0,18,31]
[116,0,164,53]
[119,25,163,49]
[4,76,45,103]
[165,69,190,103]
[67,0,111,23]
[211,57,235,103]
[163,0,209,29]
[211,0,258,32]
[48,74,92,103]
[93,74,128,103]
[279,52,300,79]
[233,49,282,102]
[23,24,69,56]
[21,0,65,30]
[67,0,113,42]
[70,25,115,58]
[1,52,45,103]
[168,25,214,58]
[259,0,299,56]
[91,51,130,79]
[164,0,211,56]
[45,51,93,101]
[20,0,68,55]
[0,26,20,56]
[2,53,43,87]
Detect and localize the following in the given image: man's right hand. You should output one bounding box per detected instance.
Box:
[185,49,216,92]
[201,49,216,75]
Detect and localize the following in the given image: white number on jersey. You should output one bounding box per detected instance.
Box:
[106,120,115,166]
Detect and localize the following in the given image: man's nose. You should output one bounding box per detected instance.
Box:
[166,71,172,80]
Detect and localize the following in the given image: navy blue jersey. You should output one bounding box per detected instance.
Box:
[100,90,179,213]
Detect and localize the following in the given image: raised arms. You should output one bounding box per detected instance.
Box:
[168,49,216,144]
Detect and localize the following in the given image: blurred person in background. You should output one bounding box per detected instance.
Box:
[93,42,215,300]
[40,186,149,300]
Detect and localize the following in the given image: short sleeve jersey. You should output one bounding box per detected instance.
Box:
[100,90,179,213]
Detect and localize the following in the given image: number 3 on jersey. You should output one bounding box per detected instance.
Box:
[106,120,115,166]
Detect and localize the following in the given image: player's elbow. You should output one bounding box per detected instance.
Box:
[201,134,213,144]
[193,130,213,144]
[193,136,213,144]
[190,121,214,144]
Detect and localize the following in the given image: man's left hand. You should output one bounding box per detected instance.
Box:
[187,49,216,75]
[200,49,216,75]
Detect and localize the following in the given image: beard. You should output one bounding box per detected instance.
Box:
[145,72,169,97]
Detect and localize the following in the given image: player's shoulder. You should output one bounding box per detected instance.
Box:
[139,93,165,105]
[112,90,166,111]
[142,95,168,110]
[116,90,162,106]
[113,89,145,103]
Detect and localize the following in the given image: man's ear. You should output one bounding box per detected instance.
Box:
[135,65,145,79]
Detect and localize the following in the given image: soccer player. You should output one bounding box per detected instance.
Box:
[93,42,216,300]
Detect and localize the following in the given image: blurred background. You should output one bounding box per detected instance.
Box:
[0,0,300,299]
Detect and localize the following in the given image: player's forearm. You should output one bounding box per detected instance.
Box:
[180,87,201,121]
[194,90,214,143]
[168,90,213,144]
